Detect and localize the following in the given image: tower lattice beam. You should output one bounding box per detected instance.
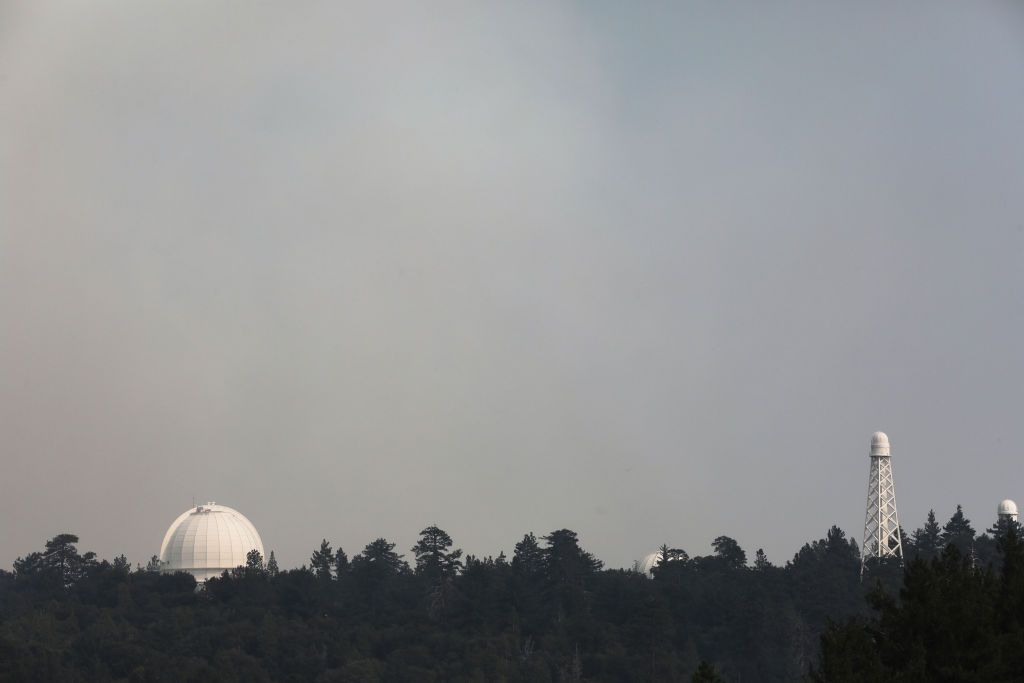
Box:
[861,431,902,579]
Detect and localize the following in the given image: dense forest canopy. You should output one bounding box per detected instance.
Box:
[0,506,1019,682]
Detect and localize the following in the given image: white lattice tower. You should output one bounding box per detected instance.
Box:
[861,431,902,578]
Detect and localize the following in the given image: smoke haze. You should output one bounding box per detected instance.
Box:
[2,2,1024,570]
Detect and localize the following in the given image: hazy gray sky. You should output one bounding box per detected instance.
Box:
[3,2,1024,571]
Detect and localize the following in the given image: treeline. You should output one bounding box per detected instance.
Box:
[813,512,1024,681]
[0,506,1014,682]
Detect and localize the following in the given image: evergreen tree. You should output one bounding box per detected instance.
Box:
[652,543,688,581]
[656,543,687,565]
[145,554,162,573]
[112,554,130,573]
[334,547,349,576]
[51,534,95,586]
[13,534,97,591]
[988,513,1022,547]
[808,618,884,682]
[246,549,266,576]
[11,552,44,580]
[310,539,334,580]
[941,505,976,555]
[542,529,603,584]
[412,525,463,580]
[657,543,671,567]
[711,535,747,568]
[997,522,1024,649]
[266,551,279,577]
[823,525,857,560]
[512,532,544,577]
[754,548,772,570]
[541,529,602,619]
[910,509,942,560]
[351,538,406,577]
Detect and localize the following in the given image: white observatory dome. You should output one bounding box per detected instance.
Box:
[640,552,661,577]
[870,431,890,456]
[999,499,1019,520]
[639,550,687,577]
[159,502,264,582]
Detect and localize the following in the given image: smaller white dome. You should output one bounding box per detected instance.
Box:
[998,499,1019,518]
[640,552,661,577]
[870,431,890,456]
[639,550,687,577]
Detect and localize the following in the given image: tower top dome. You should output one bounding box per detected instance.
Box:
[999,499,1019,518]
[159,502,264,582]
[870,431,890,456]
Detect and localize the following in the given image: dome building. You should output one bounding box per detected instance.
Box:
[640,552,661,577]
[638,550,687,578]
[998,499,1019,522]
[159,502,264,582]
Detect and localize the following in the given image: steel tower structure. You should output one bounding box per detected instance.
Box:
[860,431,902,578]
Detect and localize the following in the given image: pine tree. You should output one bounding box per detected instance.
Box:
[266,551,279,577]
[112,554,130,573]
[47,534,95,587]
[998,522,1024,631]
[808,618,885,681]
[310,539,334,580]
[512,533,544,577]
[145,555,162,573]
[335,547,349,576]
[941,505,976,555]
[988,514,1022,548]
[541,529,602,620]
[351,538,407,579]
[246,549,265,576]
[652,543,688,580]
[712,536,747,568]
[911,509,942,560]
[412,526,463,580]
[14,534,96,589]
[754,548,772,570]
[824,526,856,558]
[543,529,603,584]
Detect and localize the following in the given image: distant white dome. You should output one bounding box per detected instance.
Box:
[870,431,890,456]
[159,502,264,582]
[640,552,661,577]
[999,499,1019,519]
[639,550,687,577]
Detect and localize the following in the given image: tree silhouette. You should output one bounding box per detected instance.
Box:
[712,536,747,568]
[941,505,976,556]
[412,525,463,580]
[266,550,279,577]
[910,509,942,560]
[310,539,334,580]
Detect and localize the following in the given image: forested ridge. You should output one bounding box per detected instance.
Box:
[0,507,1019,682]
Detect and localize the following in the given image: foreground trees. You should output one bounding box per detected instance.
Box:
[813,525,1024,681]
[12,533,98,592]
[0,505,1017,681]
[0,527,829,681]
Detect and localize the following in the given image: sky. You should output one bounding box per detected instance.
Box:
[2,1,1024,572]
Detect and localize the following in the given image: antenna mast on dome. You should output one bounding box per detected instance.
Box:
[860,431,903,579]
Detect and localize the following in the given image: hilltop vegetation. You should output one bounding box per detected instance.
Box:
[0,508,1018,682]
